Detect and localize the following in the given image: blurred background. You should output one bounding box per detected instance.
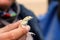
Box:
[16,0,48,16]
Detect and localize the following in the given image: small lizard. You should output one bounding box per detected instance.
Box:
[21,16,33,25]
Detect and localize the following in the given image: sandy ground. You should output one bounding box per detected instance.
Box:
[16,0,48,16]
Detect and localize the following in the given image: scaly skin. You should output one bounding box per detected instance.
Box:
[21,16,33,25]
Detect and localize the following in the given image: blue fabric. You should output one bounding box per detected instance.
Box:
[38,1,60,40]
[51,0,58,1]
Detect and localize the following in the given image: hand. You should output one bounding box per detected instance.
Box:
[0,20,30,40]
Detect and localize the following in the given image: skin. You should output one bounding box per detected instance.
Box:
[0,0,15,11]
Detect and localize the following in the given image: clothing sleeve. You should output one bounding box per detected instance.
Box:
[18,4,44,40]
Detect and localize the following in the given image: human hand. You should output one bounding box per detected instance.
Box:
[0,20,30,40]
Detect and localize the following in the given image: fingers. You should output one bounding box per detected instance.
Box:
[0,25,30,40]
[0,20,21,33]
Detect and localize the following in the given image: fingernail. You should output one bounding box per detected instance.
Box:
[22,25,30,31]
